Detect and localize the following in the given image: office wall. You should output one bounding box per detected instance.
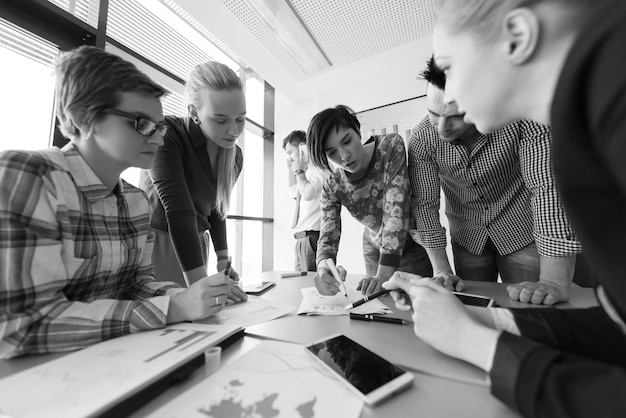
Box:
[358,96,428,147]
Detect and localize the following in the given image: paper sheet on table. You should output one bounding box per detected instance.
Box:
[196,295,295,327]
[0,323,242,418]
[145,340,363,418]
[297,286,392,315]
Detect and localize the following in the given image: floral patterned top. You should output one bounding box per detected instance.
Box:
[316,134,410,268]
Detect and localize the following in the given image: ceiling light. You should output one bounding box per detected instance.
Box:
[244,0,332,75]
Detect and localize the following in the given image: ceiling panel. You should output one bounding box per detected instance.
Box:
[221,0,435,80]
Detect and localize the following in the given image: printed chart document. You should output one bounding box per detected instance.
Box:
[146,340,363,418]
[197,295,295,327]
[297,286,392,315]
[0,323,242,418]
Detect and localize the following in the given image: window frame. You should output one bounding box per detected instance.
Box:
[0,0,275,273]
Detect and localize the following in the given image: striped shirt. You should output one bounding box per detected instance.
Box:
[0,144,183,359]
[408,117,580,257]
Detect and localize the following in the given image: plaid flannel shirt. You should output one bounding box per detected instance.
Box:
[0,144,183,358]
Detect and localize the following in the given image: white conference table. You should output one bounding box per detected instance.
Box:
[0,271,598,418]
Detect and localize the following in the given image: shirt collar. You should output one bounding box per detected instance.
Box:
[61,143,125,203]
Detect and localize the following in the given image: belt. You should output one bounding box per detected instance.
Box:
[294,230,319,239]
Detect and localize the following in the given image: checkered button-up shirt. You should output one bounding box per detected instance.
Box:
[408,117,581,257]
[0,144,183,358]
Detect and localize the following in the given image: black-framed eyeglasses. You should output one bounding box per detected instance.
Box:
[102,108,169,138]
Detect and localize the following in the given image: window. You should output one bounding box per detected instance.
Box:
[47,0,99,28]
[245,73,265,126]
[1,0,275,278]
[0,17,57,152]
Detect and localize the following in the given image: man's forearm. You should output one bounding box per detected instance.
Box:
[426,247,454,276]
[539,254,576,289]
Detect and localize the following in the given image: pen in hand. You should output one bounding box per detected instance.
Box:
[345,288,389,309]
[326,258,348,298]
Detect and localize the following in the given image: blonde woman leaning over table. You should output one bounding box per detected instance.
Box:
[140,61,246,304]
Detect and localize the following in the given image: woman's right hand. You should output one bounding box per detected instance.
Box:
[383,272,499,370]
[314,262,347,296]
[167,272,230,323]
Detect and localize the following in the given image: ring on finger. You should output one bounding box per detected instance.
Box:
[215,296,220,305]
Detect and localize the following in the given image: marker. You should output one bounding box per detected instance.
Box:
[344,288,389,309]
[281,271,308,278]
[326,258,348,298]
[349,313,409,325]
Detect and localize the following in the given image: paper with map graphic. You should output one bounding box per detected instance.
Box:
[297,286,393,315]
[145,340,363,418]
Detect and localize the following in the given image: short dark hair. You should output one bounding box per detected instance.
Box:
[55,46,167,141]
[307,105,360,171]
[282,130,306,149]
[420,55,446,90]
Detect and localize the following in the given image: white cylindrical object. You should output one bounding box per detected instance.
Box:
[204,346,222,375]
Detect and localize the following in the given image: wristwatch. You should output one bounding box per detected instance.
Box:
[294,169,305,176]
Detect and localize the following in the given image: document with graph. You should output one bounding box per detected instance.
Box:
[0,323,242,418]
[297,286,392,315]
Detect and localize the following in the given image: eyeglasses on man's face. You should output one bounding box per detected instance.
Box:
[102,108,169,138]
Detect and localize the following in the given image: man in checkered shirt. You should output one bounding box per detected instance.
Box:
[408,57,581,305]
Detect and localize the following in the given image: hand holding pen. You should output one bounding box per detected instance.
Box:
[345,287,390,309]
[327,259,348,298]
[314,258,348,297]
[346,279,412,311]
[222,257,247,304]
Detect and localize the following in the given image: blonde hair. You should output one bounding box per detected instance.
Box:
[435,0,592,40]
[186,61,243,218]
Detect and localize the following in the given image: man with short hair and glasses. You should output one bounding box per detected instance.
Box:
[102,108,169,137]
[0,46,234,359]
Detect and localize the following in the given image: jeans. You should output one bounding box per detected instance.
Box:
[362,229,433,277]
[452,239,540,283]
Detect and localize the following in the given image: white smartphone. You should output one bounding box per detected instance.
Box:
[304,334,413,406]
[452,291,497,308]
